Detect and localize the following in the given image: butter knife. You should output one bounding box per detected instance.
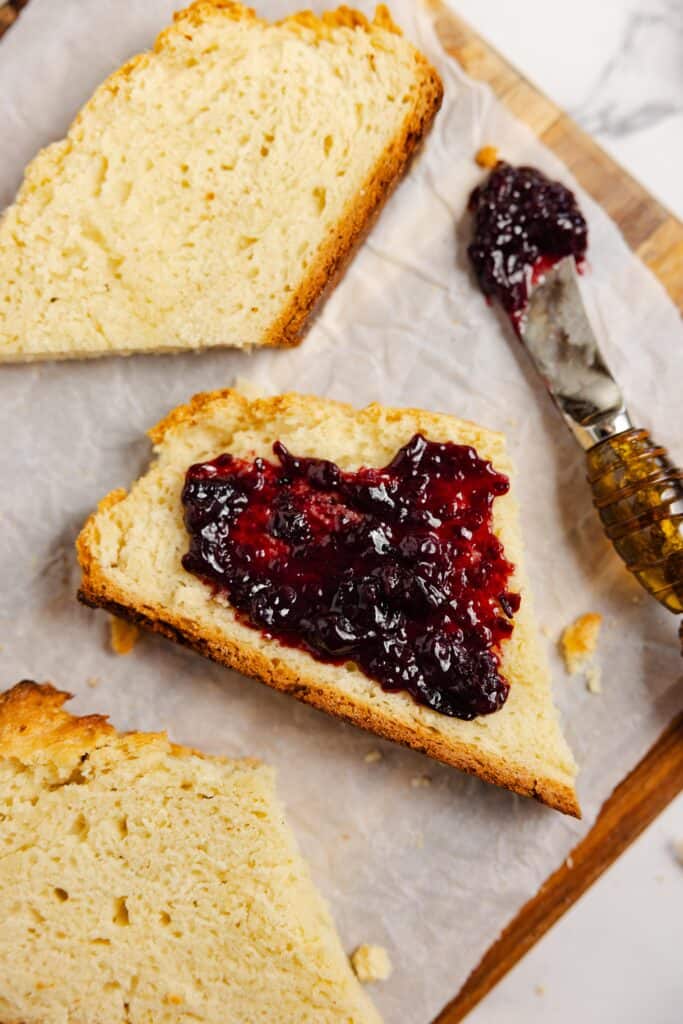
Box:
[521,254,683,618]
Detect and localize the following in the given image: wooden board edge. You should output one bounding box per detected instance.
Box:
[431,0,683,312]
[433,712,683,1023]
[426,7,683,1019]
[0,1,28,36]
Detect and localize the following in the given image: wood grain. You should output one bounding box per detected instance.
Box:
[429,4,683,1020]
[1,5,681,1022]
[431,0,683,312]
[434,714,683,1023]
[0,1,27,36]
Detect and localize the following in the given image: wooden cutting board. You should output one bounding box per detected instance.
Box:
[428,2,683,1021]
[2,3,682,1021]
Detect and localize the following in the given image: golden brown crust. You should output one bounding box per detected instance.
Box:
[76,423,579,822]
[147,388,504,449]
[0,680,115,764]
[0,680,251,770]
[261,47,443,350]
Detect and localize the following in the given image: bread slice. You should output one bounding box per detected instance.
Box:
[77,390,579,816]
[0,2,442,362]
[0,681,381,1024]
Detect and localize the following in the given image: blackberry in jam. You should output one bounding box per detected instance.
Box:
[467,161,588,328]
[181,434,520,720]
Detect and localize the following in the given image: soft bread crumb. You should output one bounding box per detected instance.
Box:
[534,984,546,997]
[364,750,383,764]
[475,145,499,169]
[0,681,381,1023]
[86,675,100,688]
[560,613,602,675]
[351,945,393,983]
[110,615,140,655]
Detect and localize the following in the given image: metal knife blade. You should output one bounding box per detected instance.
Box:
[517,254,683,618]
[519,256,633,449]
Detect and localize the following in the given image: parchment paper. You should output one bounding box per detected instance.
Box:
[0,2,681,1020]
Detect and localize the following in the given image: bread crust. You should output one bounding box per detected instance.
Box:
[0,2,443,362]
[77,390,579,818]
[0,679,243,768]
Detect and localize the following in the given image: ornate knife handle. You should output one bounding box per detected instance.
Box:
[586,428,683,614]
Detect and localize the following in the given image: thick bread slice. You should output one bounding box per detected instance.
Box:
[0,2,442,362]
[0,681,381,1024]
[77,390,580,816]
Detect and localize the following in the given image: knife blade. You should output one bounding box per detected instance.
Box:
[519,256,683,616]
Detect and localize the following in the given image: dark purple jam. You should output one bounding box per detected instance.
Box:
[181,435,520,720]
[467,161,588,328]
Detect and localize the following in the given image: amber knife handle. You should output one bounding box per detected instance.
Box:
[585,428,683,615]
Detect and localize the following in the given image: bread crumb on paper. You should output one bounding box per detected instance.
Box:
[232,377,267,400]
[560,612,602,674]
[673,838,683,866]
[351,944,392,983]
[109,617,140,656]
[86,676,100,689]
[475,144,499,169]
[364,750,382,764]
[534,984,546,997]
[585,664,602,695]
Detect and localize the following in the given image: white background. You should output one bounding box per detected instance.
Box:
[451,1,683,1021]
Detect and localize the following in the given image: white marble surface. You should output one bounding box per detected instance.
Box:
[452,0,683,221]
[448,1,683,1021]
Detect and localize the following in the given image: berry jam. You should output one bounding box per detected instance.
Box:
[181,435,520,720]
[467,161,588,329]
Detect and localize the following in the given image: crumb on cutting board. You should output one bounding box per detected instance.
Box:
[364,750,382,764]
[109,617,140,656]
[350,945,393,983]
[560,612,602,675]
[475,144,499,169]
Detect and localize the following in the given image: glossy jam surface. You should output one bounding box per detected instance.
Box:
[467,161,588,327]
[181,435,520,719]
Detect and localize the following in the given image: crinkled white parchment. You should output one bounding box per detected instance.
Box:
[0,2,681,1020]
